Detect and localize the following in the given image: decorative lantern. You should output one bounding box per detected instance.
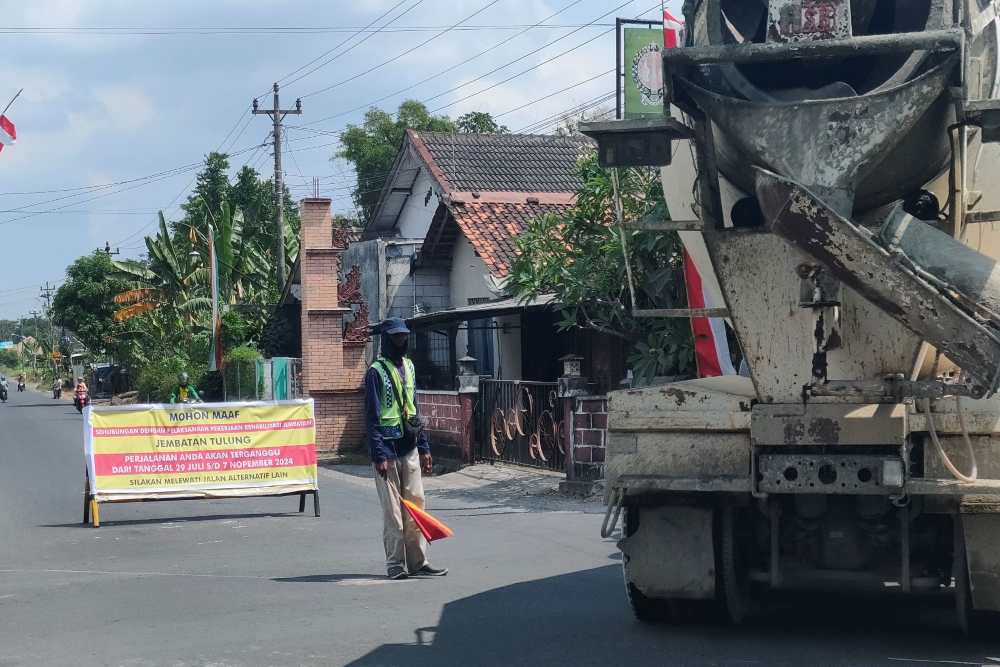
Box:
[560,354,583,378]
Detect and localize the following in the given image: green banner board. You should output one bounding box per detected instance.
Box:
[623,27,665,119]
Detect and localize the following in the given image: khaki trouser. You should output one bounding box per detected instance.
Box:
[374,446,428,572]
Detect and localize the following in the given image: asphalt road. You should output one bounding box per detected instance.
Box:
[1,385,998,667]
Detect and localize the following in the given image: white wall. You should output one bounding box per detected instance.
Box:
[449,236,521,380]
[396,161,439,240]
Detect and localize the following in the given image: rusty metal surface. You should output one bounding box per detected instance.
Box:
[751,403,906,446]
[755,168,1000,395]
[607,431,751,491]
[767,0,852,43]
[665,28,960,66]
[757,453,900,494]
[880,210,1000,323]
[685,57,956,216]
[705,227,921,402]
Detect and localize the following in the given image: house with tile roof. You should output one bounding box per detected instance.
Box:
[341,129,605,390]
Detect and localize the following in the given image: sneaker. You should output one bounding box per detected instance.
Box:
[413,564,448,577]
[387,566,408,580]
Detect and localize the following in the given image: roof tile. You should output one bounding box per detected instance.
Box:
[415,131,592,193]
[448,201,572,279]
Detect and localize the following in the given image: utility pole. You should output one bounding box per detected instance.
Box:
[29,309,40,375]
[99,241,120,256]
[41,282,58,375]
[252,82,302,290]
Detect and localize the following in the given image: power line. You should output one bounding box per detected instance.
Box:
[279,0,424,91]
[301,0,585,125]
[298,0,502,99]
[427,5,645,115]
[0,23,617,36]
[493,69,614,118]
[275,0,412,87]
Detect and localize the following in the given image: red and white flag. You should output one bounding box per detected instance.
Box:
[662,8,737,377]
[0,114,15,154]
[663,9,684,49]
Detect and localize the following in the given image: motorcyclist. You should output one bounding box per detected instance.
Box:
[169,372,202,404]
[16,373,25,391]
[52,377,62,398]
[73,377,89,411]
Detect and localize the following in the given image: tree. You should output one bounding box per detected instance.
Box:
[51,252,135,360]
[508,154,693,382]
[457,111,509,135]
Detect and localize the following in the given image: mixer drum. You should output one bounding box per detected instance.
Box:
[681,0,999,214]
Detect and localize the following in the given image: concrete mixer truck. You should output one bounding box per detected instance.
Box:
[582,0,1000,634]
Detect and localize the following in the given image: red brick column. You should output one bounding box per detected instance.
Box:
[572,396,608,481]
[299,198,365,453]
[458,392,475,464]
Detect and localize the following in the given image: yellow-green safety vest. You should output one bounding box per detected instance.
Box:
[372,356,417,440]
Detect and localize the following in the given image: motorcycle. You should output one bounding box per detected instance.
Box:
[0,385,7,403]
[17,381,25,392]
[52,383,62,399]
[74,391,90,413]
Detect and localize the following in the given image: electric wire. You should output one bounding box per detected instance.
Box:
[302,0,586,127]
[298,0,503,100]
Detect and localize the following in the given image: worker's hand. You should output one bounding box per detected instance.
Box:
[376,460,389,479]
[420,453,433,475]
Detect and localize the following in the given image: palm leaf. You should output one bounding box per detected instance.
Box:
[113,288,158,305]
[114,302,158,322]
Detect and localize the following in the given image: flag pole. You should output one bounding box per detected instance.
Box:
[2,89,23,116]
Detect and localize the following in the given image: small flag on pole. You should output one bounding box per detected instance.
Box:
[401,498,454,542]
[0,115,16,154]
[0,88,21,155]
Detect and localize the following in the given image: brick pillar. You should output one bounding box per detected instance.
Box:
[457,356,479,464]
[299,198,365,452]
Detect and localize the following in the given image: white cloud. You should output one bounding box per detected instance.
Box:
[93,85,156,132]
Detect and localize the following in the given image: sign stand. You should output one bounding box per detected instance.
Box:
[82,469,320,528]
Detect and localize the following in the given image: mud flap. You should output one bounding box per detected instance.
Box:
[962,513,1000,612]
[621,506,716,600]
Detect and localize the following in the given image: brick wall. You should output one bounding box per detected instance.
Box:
[417,390,464,460]
[299,198,366,453]
[573,396,607,481]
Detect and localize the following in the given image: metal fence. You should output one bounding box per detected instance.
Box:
[475,379,565,471]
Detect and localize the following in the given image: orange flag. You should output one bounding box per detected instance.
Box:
[401,498,454,542]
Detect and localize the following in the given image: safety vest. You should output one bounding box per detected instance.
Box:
[371,356,417,440]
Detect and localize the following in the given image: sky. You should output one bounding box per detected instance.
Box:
[0,0,681,319]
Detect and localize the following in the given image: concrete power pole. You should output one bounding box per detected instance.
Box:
[40,282,58,375]
[28,309,40,375]
[252,83,302,290]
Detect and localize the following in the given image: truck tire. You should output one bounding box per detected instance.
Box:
[621,506,723,624]
[719,506,751,625]
[622,506,672,622]
[955,519,999,638]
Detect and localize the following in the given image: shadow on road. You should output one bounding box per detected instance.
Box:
[40,510,306,528]
[345,565,999,667]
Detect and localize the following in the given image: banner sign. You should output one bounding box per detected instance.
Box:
[84,399,317,502]
[623,27,666,119]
